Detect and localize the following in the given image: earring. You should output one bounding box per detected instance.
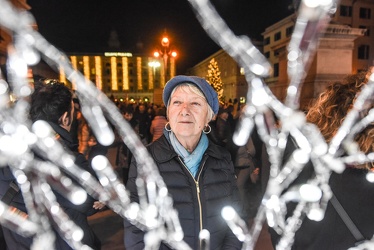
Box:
[165,122,172,132]
[203,124,211,134]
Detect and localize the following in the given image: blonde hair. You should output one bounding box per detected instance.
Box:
[306,69,374,169]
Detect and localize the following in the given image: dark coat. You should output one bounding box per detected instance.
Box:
[268,138,374,250]
[124,134,243,250]
[291,168,374,250]
[0,122,101,250]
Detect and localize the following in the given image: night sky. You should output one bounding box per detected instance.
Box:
[26,0,294,74]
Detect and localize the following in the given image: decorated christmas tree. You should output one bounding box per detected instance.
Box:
[206,58,224,104]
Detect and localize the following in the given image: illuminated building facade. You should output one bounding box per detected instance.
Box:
[60,52,176,104]
[262,0,373,109]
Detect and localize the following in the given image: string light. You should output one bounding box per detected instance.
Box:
[0,0,373,249]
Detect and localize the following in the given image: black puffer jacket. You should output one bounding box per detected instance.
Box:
[124,134,243,250]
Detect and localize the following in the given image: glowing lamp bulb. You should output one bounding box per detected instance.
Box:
[161,37,169,47]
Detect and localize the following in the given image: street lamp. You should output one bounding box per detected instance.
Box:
[153,33,177,87]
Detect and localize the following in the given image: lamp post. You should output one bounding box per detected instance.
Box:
[153,33,177,87]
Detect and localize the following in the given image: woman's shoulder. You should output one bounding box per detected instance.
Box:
[147,135,177,163]
[206,140,232,160]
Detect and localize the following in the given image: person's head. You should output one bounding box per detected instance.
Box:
[306,69,374,168]
[30,79,74,131]
[163,75,219,141]
[138,103,146,113]
[123,108,134,121]
[218,108,229,120]
[156,107,166,117]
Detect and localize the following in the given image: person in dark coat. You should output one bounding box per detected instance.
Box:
[0,79,104,249]
[270,69,374,249]
[116,107,139,184]
[133,103,151,145]
[124,75,243,249]
[216,107,238,161]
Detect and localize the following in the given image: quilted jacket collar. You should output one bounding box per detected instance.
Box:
[150,135,226,164]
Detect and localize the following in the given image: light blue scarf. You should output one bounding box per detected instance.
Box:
[165,130,209,178]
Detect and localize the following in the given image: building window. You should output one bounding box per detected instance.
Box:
[358,45,370,59]
[359,8,371,19]
[359,25,370,36]
[264,37,270,45]
[340,5,352,17]
[274,32,281,41]
[264,51,270,58]
[286,26,293,37]
[273,63,279,77]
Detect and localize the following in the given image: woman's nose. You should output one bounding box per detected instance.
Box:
[180,103,190,116]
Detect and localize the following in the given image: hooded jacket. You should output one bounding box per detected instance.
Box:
[124,134,243,249]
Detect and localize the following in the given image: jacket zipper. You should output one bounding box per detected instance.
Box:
[178,156,207,233]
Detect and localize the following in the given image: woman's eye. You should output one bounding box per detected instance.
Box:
[191,102,201,106]
[172,100,181,105]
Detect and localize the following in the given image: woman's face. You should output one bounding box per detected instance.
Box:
[167,86,209,142]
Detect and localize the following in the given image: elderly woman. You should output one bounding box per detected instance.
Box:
[124,75,242,249]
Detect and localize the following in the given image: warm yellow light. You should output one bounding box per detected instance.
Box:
[83,56,90,81]
[171,51,177,57]
[70,56,78,90]
[154,51,160,57]
[111,57,118,91]
[59,67,66,85]
[170,57,176,79]
[161,37,169,47]
[122,57,129,91]
[95,56,102,90]
[148,61,161,67]
[136,57,142,90]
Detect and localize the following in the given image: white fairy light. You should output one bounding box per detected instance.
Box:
[366,172,374,183]
[91,155,108,171]
[15,171,27,184]
[299,184,322,202]
[32,120,52,138]
[0,80,8,94]
[50,205,60,214]
[70,189,87,205]
[1,0,374,249]
[71,228,84,242]
[307,207,324,221]
[221,206,235,221]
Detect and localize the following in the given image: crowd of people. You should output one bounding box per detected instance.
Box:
[0,69,374,249]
